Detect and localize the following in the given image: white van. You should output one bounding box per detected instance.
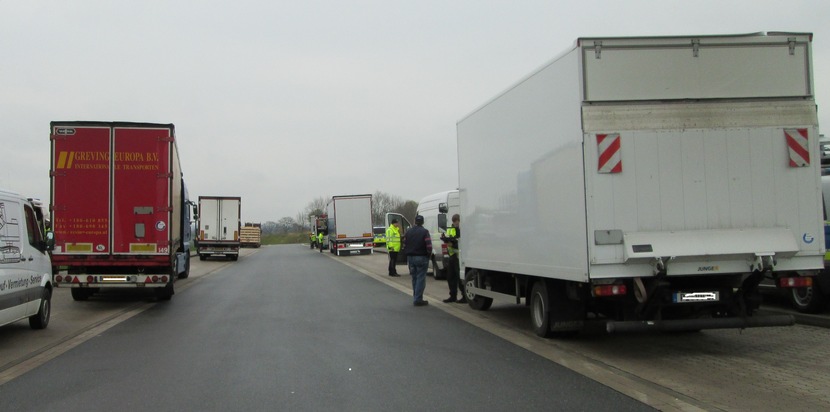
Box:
[0,189,53,330]
[417,190,460,279]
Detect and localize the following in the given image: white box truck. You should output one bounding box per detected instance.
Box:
[326,194,374,256]
[196,196,241,261]
[457,32,823,336]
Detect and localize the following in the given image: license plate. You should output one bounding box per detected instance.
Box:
[673,291,719,303]
[102,276,128,283]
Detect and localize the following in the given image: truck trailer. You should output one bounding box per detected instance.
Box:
[456,32,823,336]
[326,195,374,256]
[240,223,262,248]
[49,121,193,301]
[196,196,241,261]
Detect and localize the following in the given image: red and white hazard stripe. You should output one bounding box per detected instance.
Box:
[597,133,622,174]
[785,128,809,167]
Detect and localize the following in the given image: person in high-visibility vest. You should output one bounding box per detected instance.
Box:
[317,232,325,253]
[385,219,402,277]
[441,214,465,303]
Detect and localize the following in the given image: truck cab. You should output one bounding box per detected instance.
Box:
[415,190,460,279]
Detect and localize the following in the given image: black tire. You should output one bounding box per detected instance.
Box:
[231,255,239,261]
[431,256,445,280]
[29,287,51,329]
[156,282,174,301]
[791,284,827,314]
[199,254,207,261]
[464,270,493,311]
[530,281,553,338]
[178,254,190,279]
[71,288,93,301]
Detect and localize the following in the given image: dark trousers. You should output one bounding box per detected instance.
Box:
[447,254,461,298]
[388,251,399,275]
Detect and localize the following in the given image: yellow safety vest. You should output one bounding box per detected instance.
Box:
[446,227,458,256]
[386,225,401,252]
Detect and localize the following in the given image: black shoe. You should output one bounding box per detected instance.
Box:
[457,298,468,304]
[442,297,457,303]
[414,300,429,307]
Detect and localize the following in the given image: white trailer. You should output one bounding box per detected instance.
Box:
[197,196,241,261]
[457,32,823,336]
[326,194,374,256]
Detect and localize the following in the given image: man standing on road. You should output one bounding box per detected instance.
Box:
[385,219,402,277]
[402,215,432,306]
[441,214,466,303]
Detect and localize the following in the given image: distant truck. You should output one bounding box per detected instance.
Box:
[196,196,241,261]
[456,32,823,336]
[311,214,329,252]
[240,223,262,248]
[0,189,53,329]
[326,195,374,256]
[49,121,193,301]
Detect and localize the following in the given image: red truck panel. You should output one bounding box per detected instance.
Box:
[51,122,178,261]
[112,126,172,255]
[51,126,111,255]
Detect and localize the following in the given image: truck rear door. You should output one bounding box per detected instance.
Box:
[51,124,111,255]
[111,126,172,255]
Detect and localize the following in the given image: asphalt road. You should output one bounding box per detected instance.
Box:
[0,245,651,412]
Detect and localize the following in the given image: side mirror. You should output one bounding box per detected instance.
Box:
[438,202,449,213]
[437,214,448,230]
[45,231,55,251]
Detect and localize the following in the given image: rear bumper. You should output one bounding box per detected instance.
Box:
[606,314,795,333]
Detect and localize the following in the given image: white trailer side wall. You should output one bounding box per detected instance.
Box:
[458,47,589,281]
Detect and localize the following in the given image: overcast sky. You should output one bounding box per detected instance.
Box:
[2,1,829,223]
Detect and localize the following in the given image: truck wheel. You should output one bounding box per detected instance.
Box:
[156,282,174,301]
[178,255,190,279]
[464,270,493,311]
[29,287,52,329]
[431,256,444,280]
[791,284,827,314]
[231,255,238,261]
[199,254,206,261]
[71,288,93,301]
[530,281,553,338]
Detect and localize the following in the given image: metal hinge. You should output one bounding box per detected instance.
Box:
[692,39,700,57]
[788,37,796,55]
[594,41,602,59]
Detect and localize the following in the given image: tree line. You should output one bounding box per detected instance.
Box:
[259,191,417,235]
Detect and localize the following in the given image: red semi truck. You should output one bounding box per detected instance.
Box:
[49,121,193,301]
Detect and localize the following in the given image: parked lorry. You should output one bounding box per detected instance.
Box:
[0,190,53,329]
[456,32,823,336]
[326,195,374,256]
[196,196,241,261]
[49,121,192,301]
[240,223,262,248]
[311,214,329,252]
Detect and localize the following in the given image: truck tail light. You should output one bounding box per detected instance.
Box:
[778,276,813,288]
[86,276,94,283]
[593,284,627,297]
[56,275,63,283]
[365,242,373,247]
[441,244,448,256]
[161,276,168,283]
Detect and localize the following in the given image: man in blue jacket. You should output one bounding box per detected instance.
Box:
[402,215,432,306]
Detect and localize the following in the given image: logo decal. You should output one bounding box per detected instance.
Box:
[803,233,815,244]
